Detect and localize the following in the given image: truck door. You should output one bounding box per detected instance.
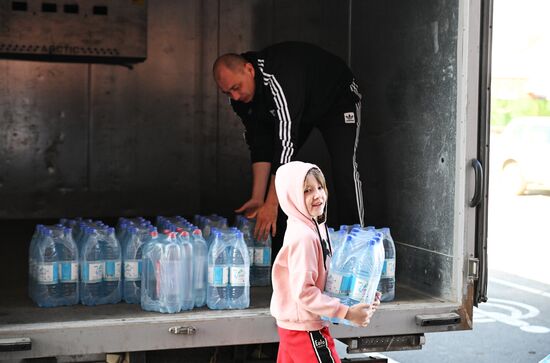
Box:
[472,0,493,306]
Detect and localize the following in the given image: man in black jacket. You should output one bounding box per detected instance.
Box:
[213,41,364,249]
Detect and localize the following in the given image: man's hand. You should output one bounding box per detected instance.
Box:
[235,198,263,219]
[253,201,278,241]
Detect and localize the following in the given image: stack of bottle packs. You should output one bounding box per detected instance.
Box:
[28,214,254,313]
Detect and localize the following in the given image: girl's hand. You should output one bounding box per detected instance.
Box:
[344,303,375,327]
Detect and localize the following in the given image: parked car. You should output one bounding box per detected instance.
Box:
[499,116,550,194]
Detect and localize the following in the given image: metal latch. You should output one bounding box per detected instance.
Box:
[0,337,32,352]
[168,326,197,335]
[468,257,479,281]
[415,312,461,327]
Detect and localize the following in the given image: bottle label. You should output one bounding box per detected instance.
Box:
[208,266,228,287]
[36,262,59,284]
[82,262,104,282]
[59,261,79,282]
[253,247,271,266]
[104,260,122,281]
[325,272,351,295]
[382,258,396,278]
[124,260,141,281]
[229,266,248,286]
[349,275,371,301]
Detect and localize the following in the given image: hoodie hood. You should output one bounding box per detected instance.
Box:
[275,161,325,228]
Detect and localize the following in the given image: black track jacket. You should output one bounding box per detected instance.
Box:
[230,42,360,174]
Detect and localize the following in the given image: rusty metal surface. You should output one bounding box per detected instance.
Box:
[0,0,354,219]
[0,0,147,63]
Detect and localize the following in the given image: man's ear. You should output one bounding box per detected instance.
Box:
[245,62,255,78]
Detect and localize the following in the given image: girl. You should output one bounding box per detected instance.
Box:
[271,161,380,363]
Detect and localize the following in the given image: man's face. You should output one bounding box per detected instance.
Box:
[215,63,256,103]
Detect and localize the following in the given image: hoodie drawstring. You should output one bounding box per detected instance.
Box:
[313,220,332,269]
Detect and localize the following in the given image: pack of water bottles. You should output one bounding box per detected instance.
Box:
[141,214,251,312]
[28,224,80,307]
[28,218,124,307]
[117,217,156,304]
[324,225,396,326]
[193,214,251,310]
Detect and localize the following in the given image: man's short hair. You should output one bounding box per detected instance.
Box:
[213,53,247,75]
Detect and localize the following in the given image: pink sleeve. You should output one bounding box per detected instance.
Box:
[287,238,349,319]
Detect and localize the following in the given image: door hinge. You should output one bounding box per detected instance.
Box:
[468,257,479,281]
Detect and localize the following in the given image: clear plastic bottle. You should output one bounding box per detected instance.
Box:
[253,233,272,287]
[325,235,354,303]
[239,222,256,285]
[376,227,396,302]
[191,229,208,307]
[100,227,121,304]
[80,227,104,306]
[56,226,79,306]
[159,232,183,313]
[207,232,229,309]
[141,228,163,312]
[177,230,194,311]
[32,228,60,307]
[123,226,143,304]
[28,224,45,302]
[349,237,385,305]
[228,231,250,309]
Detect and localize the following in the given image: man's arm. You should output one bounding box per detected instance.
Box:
[235,162,271,217]
[254,174,278,241]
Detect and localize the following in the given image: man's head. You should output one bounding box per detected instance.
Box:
[213,53,256,103]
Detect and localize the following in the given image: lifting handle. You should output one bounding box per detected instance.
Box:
[415,312,461,327]
[0,337,32,352]
[470,159,484,208]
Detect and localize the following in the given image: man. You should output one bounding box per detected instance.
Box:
[213,41,364,253]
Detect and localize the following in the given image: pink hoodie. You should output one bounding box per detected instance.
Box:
[270,161,349,331]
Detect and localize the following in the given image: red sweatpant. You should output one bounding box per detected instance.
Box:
[277,326,341,363]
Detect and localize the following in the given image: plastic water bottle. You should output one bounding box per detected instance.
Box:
[56,227,79,306]
[228,231,250,309]
[100,227,121,304]
[159,232,183,313]
[32,228,60,307]
[123,226,143,304]
[240,222,256,283]
[325,235,354,303]
[177,230,194,311]
[253,234,271,287]
[80,228,104,306]
[349,237,385,305]
[207,232,229,309]
[191,229,208,307]
[377,227,396,302]
[28,224,45,302]
[141,228,163,312]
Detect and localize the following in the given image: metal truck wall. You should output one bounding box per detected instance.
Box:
[0,0,350,219]
[0,0,458,300]
[352,1,458,299]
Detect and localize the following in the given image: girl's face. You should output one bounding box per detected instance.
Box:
[304,174,327,218]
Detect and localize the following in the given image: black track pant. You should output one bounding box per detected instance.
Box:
[318,80,364,227]
[271,81,364,263]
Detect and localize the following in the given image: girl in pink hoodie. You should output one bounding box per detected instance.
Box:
[271,161,380,363]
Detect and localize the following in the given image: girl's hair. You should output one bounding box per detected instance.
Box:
[305,168,328,224]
